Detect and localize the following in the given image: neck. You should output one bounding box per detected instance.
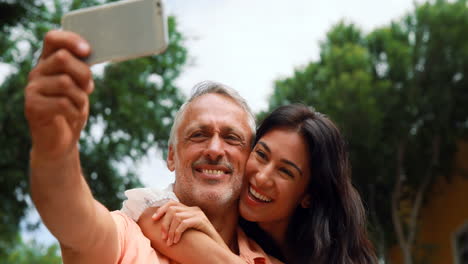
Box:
[204,201,240,253]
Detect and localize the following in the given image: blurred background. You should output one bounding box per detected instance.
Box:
[1,0,467,263]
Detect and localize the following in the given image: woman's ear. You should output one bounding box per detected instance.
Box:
[301,194,311,208]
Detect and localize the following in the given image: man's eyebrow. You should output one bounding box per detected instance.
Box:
[221,127,246,139]
[186,124,210,133]
[198,125,211,131]
[281,159,303,176]
[221,126,237,133]
[258,141,271,153]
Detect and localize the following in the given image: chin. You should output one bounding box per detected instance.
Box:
[197,189,236,205]
[239,203,259,222]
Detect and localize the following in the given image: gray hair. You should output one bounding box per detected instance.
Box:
[168,81,256,147]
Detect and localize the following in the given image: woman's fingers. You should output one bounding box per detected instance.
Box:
[172,213,200,244]
[152,203,169,221]
[166,211,185,246]
[166,211,199,246]
[151,201,205,246]
[152,200,182,221]
[157,202,181,240]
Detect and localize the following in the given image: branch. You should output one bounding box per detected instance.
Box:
[392,140,407,250]
[369,183,386,259]
[407,135,440,247]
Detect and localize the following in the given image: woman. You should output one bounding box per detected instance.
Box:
[237,104,376,263]
[126,104,377,263]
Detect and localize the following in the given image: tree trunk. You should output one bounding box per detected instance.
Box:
[369,184,387,261]
[391,140,414,264]
[406,135,440,263]
[391,136,440,264]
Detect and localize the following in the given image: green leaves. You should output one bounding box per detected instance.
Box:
[1,235,61,264]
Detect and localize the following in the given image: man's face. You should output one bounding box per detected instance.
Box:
[168,93,253,209]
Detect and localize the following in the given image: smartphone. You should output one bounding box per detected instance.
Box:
[62,0,168,65]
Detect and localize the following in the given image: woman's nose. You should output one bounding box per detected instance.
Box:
[254,165,274,188]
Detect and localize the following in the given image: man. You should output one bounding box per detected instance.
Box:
[26,30,270,263]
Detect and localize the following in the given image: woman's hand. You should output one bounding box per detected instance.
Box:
[152,201,226,248]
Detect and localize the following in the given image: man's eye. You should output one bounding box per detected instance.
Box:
[189,132,206,141]
[225,134,242,145]
[192,132,204,137]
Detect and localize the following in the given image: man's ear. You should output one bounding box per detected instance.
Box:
[167,145,175,171]
[301,194,311,209]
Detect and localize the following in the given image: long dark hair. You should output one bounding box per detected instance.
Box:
[240,104,377,264]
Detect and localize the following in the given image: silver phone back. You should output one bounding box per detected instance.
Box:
[62,0,168,65]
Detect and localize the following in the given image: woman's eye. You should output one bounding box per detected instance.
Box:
[279,168,294,179]
[255,149,267,160]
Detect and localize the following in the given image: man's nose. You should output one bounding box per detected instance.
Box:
[205,134,224,161]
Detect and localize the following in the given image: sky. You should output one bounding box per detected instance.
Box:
[22,0,416,246]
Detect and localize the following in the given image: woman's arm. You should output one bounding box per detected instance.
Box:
[138,205,245,264]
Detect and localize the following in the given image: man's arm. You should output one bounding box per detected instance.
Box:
[27,30,119,263]
[138,207,245,264]
[30,149,119,263]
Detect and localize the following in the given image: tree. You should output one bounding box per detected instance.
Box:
[267,0,468,262]
[366,1,468,262]
[0,0,43,56]
[0,0,188,256]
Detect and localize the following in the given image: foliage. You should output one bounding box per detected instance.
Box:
[0,0,187,256]
[266,0,468,261]
[0,235,61,264]
[0,0,41,57]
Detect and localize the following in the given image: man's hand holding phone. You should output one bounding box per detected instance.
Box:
[26,0,169,159]
[26,31,121,263]
[25,30,93,162]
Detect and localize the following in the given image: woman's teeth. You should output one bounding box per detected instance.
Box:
[249,186,272,202]
[202,169,224,175]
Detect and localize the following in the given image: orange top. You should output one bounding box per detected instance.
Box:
[111,211,282,264]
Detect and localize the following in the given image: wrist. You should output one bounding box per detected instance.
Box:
[29,144,86,206]
[29,146,81,173]
[30,145,79,168]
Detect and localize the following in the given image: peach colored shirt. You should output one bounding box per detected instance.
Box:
[111,211,282,264]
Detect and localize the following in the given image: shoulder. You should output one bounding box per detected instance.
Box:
[110,210,171,264]
[111,210,134,231]
[111,210,151,244]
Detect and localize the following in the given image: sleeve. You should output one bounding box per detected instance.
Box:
[120,185,179,221]
[111,211,169,264]
[110,211,127,263]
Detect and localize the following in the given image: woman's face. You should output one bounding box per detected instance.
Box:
[239,128,311,225]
